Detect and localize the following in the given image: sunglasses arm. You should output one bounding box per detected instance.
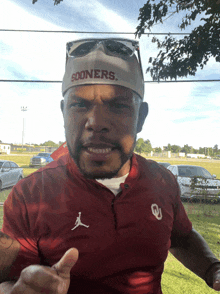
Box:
[137,47,144,79]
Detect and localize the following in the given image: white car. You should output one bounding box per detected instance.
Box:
[158,162,171,168]
[0,160,23,190]
[167,165,220,201]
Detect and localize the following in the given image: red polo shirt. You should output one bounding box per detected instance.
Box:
[2,153,192,293]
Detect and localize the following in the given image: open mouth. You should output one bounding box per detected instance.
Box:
[82,145,117,161]
[87,147,112,154]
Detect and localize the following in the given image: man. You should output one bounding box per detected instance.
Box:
[0,38,220,294]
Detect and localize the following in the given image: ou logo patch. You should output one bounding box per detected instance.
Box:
[151,204,162,220]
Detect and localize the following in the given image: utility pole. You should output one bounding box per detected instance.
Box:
[21,106,27,151]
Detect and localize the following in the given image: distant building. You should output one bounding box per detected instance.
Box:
[187,153,206,159]
[0,143,11,154]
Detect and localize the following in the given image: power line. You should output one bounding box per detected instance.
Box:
[144,79,220,83]
[0,29,190,35]
[0,79,219,83]
[0,80,61,83]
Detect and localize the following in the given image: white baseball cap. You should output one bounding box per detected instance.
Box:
[62,38,144,99]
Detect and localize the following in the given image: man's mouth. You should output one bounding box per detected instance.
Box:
[87,147,112,154]
[82,144,117,161]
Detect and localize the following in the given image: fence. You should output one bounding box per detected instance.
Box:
[11,145,57,153]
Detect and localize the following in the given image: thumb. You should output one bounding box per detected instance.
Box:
[213,269,220,291]
[213,279,220,291]
[213,280,220,291]
[52,248,79,279]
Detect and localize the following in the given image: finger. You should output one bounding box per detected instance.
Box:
[11,279,44,294]
[213,281,220,291]
[19,265,62,293]
[213,280,220,291]
[52,248,79,279]
[212,270,220,291]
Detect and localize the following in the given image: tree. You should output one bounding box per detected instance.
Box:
[164,143,171,151]
[41,140,58,147]
[207,147,213,157]
[199,147,205,154]
[191,148,198,154]
[135,138,146,153]
[171,144,181,153]
[181,144,191,154]
[135,138,152,153]
[136,0,220,81]
[154,147,162,153]
[144,139,153,153]
[213,144,219,155]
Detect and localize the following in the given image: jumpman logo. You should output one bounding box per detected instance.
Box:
[151,204,162,220]
[71,212,89,231]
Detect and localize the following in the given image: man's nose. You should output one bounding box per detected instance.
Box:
[85,106,109,133]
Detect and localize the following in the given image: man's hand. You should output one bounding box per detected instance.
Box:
[10,248,78,294]
[205,263,220,291]
[213,268,220,291]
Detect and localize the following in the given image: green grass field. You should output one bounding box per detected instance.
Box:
[146,156,220,179]
[0,154,220,293]
[0,154,38,177]
[1,153,220,178]
[162,203,220,294]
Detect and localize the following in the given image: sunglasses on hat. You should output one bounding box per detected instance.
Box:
[66,38,143,74]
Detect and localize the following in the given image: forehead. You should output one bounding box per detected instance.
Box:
[65,84,135,101]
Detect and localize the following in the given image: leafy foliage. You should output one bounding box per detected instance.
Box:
[171,144,181,153]
[136,0,220,80]
[154,143,220,156]
[181,144,192,154]
[32,0,63,5]
[135,138,153,153]
[41,140,58,147]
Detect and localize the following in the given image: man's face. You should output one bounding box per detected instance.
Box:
[61,84,147,179]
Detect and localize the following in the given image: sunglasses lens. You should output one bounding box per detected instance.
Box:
[69,41,97,57]
[105,40,133,57]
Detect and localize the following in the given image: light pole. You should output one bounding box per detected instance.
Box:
[21,106,27,151]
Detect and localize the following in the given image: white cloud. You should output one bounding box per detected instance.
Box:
[139,81,220,149]
[0,1,64,30]
[64,0,136,33]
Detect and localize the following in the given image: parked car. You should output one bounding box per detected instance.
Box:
[167,165,220,201]
[158,162,171,168]
[0,160,23,190]
[29,152,53,167]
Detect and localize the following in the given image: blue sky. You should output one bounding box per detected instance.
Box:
[0,0,219,149]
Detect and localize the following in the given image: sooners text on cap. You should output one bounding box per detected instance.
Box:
[71,69,116,82]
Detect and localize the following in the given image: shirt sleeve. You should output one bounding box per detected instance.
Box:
[1,184,40,279]
[170,180,193,247]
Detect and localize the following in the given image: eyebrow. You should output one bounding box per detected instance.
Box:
[68,95,85,101]
[109,96,133,102]
[68,95,133,102]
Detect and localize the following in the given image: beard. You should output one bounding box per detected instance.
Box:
[66,137,135,179]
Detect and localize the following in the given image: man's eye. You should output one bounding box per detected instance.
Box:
[70,102,87,108]
[111,103,130,109]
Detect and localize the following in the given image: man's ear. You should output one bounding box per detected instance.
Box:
[137,102,148,133]
[60,100,64,115]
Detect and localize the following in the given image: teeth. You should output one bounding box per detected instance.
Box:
[87,148,112,154]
